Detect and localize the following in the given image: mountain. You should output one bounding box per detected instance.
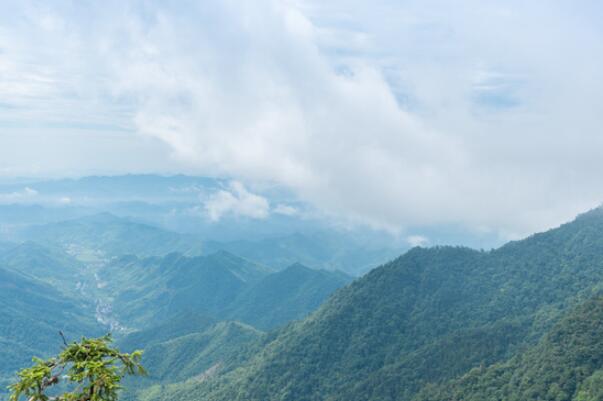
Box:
[22,213,204,259]
[0,266,101,392]
[140,207,603,401]
[19,213,387,276]
[133,321,263,384]
[0,238,349,395]
[205,232,401,275]
[97,251,270,329]
[102,253,349,331]
[119,320,263,401]
[0,241,85,291]
[225,263,352,330]
[1,175,505,277]
[118,313,219,353]
[415,295,603,401]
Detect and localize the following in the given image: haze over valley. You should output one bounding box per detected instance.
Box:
[2,1,603,400]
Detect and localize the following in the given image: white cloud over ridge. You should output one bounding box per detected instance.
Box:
[204,181,270,222]
[406,235,429,248]
[1,1,603,237]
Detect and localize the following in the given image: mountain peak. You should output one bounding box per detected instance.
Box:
[284,262,313,273]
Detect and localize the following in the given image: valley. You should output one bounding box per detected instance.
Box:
[3,176,603,401]
[2,2,601,399]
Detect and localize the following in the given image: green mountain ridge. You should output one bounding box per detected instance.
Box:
[205,233,399,275]
[139,207,603,401]
[119,313,219,353]
[137,321,263,383]
[17,212,394,276]
[0,238,350,396]
[103,252,350,331]
[0,266,101,391]
[415,295,603,401]
[0,241,85,291]
[225,263,352,330]
[99,251,271,328]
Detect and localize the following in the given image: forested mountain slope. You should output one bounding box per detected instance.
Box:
[0,266,101,391]
[118,313,219,352]
[102,253,349,331]
[225,263,352,330]
[142,207,603,401]
[415,295,603,401]
[97,251,271,328]
[0,241,349,396]
[134,321,263,384]
[0,241,85,292]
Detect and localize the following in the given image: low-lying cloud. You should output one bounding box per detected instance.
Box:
[204,181,270,222]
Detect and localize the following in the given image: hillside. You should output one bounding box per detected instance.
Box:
[0,241,85,292]
[0,266,101,391]
[118,313,219,352]
[97,251,270,328]
[102,253,349,331]
[141,207,603,401]
[225,263,351,330]
[22,213,204,258]
[415,295,603,401]
[135,321,263,384]
[205,232,399,275]
[0,240,350,395]
[117,315,264,399]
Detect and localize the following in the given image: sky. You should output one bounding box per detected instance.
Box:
[0,0,602,238]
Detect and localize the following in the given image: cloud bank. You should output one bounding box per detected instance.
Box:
[1,0,603,237]
[204,181,270,222]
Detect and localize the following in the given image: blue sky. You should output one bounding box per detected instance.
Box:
[0,0,602,237]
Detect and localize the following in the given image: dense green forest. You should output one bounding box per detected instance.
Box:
[135,207,603,401]
[0,221,351,396]
[5,179,603,401]
[414,295,603,400]
[0,266,101,390]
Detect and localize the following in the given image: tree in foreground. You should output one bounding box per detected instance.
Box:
[8,334,145,401]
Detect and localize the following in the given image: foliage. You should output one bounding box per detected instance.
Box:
[0,239,348,394]
[224,263,352,330]
[414,296,603,401]
[139,207,603,401]
[8,335,145,401]
[0,266,102,393]
[101,254,347,331]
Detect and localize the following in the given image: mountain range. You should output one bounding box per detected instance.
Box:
[3,175,603,401]
[0,228,351,395]
[132,207,603,401]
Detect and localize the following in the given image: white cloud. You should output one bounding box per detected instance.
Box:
[204,181,270,222]
[406,235,429,247]
[1,1,603,237]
